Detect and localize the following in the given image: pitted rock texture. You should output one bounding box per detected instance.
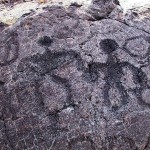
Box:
[88,0,119,19]
[0,4,150,150]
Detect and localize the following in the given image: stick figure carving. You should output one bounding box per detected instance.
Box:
[89,38,150,111]
[16,36,150,112]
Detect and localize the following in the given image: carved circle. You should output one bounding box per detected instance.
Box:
[123,36,150,58]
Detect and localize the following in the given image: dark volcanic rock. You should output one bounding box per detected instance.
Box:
[88,0,119,19]
[0,3,150,150]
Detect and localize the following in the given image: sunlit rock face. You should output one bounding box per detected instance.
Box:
[119,0,150,12]
[0,1,150,150]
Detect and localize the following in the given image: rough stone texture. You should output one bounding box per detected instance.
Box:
[0,1,150,150]
[87,0,119,19]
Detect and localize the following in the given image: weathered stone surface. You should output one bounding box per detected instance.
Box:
[0,2,150,150]
[0,22,8,32]
[88,0,119,19]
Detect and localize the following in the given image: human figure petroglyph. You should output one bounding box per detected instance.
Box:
[1,32,150,149]
[15,36,150,112]
[88,38,150,110]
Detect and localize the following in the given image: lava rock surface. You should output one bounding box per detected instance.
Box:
[0,2,150,150]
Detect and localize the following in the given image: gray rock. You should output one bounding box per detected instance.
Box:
[0,22,8,32]
[0,2,150,150]
[87,0,119,19]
